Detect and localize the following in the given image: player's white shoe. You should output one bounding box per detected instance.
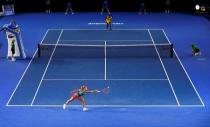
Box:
[83,107,88,111]
[63,104,66,110]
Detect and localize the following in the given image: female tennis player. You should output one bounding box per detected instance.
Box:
[63,85,100,111]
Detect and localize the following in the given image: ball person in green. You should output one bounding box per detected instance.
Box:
[192,44,201,56]
[11,40,16,61]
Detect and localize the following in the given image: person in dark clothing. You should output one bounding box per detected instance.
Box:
[45,0,51,13]
[165,0,170,13]
[192,44,201,56]
[139,1,146,15]
[11,40,16,61]
[101,0,110,15]
[65,0,74,15]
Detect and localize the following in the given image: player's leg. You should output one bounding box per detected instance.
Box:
[101,6,105,15]
[106,23,109,30]
[109,23,112,30]
[168,6,170,13]
[139,8,142,15]
[65,9,67,14]
[11,49,16,61]
[70,6,74,14]
[63,97,73,109]
[65,7,69,14]
[48,4,51,13]
[65,97,74,104]
[144,7,146,14]
[106,7,110,14]
[165,6,167,13]
[63,94,77,109]
[78,96,87,111]
[166,5,170,13]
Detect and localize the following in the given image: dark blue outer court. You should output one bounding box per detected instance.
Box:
[0,13,210,127]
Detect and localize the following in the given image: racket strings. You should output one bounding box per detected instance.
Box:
[101,87,110,94]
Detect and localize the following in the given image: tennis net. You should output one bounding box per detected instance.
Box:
[37,43,173,58]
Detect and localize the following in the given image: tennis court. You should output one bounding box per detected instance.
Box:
[6,29,204,107]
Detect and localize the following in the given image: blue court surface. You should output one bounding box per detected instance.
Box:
[1,13,210,127]
[6,29,203,107]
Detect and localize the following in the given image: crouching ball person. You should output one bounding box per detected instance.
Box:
[192,44,201,56]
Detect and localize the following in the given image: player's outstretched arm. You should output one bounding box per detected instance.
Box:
[86,90,101,93]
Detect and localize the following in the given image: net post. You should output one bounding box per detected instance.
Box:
[170,43,173,58]
[38,44,40,58]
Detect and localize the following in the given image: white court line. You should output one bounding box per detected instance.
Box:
[104,40,107,80]
[43,78,168,81]
[148,29,180,106]
[6,29,50,106]
[6,104,204,108]
[59,40,152,42]
[48,29,164,31]
[88,22,124,25]
[30,29,64,106]
[162,29,205,106]
[161,29,171,44]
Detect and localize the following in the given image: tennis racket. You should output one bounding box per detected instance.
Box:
[99,86,110,94]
